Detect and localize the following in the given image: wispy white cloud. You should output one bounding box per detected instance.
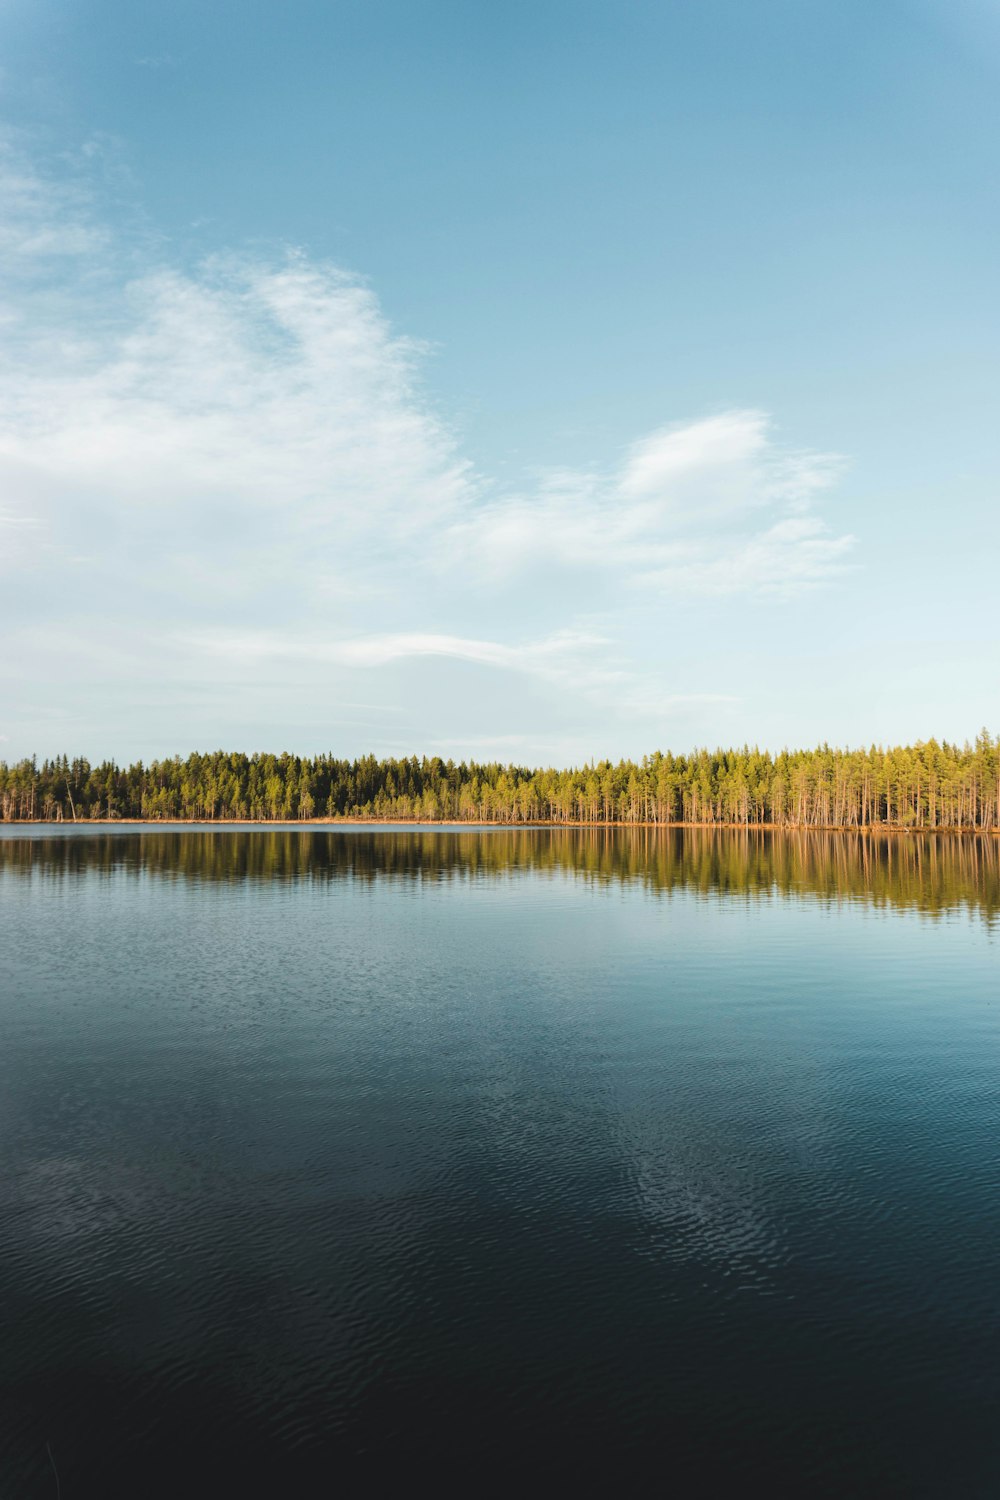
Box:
[183,627,626,705]
[0,131,108,264]
[0,134,855,758]
[186,627,606,670]
[179,625,742,733]
[447,411,850,598]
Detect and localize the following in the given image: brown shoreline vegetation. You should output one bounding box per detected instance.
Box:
[2,737,999,830]
[3,818,999,836]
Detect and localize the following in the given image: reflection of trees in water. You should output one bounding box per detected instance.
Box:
[2,827,998,924]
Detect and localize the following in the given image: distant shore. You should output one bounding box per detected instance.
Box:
[5,742,998,832]
[3,818,998,836]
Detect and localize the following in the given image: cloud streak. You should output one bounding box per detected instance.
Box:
[448,411,850,598]
[187,627,608,674]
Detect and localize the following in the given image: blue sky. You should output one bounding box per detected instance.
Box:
[1,0,997,763]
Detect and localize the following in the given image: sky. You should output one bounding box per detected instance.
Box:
[1,0,998,765]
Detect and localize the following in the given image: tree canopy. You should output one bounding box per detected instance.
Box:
[2,736,999,829]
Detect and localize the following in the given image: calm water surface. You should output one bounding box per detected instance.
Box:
[1,827,998,1495]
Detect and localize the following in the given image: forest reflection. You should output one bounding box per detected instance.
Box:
[2,826,998,924]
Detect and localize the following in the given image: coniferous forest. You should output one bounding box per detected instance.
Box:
[2,737,999,828]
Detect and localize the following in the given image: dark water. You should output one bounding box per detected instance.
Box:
[1,827,998,1496]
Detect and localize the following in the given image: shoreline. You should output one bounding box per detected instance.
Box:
[2,819,998,837]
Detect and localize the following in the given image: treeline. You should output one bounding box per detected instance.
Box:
[2,736,999,828]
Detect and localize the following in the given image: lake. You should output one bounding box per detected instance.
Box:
[1,826,998,1494]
